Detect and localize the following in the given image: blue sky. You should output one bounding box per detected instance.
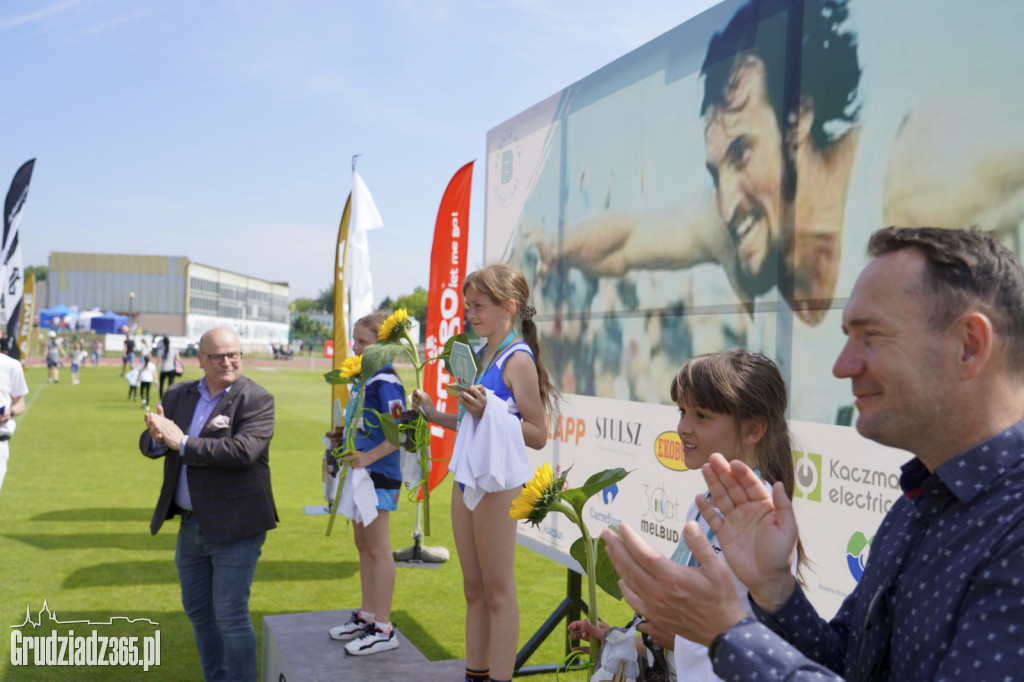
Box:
[1,0,719,303]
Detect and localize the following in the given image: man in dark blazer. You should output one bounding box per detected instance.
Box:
[141,326,275,681]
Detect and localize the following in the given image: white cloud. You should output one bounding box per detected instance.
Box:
[66,8,160,42]
[0,0,85,31]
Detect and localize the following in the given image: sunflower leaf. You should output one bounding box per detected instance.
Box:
[361,343,406,382]
[557,467,630,517]
[323,368,345,385]
[593,534,623,600]
[568,536,623,600]
[376,409,401,447]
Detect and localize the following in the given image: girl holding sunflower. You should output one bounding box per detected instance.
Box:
[412,264,557,682]
[326,312,407,656]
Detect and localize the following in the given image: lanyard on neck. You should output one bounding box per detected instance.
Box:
[475,331,518,384]
[457,331,519,426]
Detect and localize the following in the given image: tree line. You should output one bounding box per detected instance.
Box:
[289,285,428,346]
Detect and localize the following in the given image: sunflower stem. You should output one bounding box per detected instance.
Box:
[324,460,349,536]
[550,501,601,668]
[402,327,432,536]
[326,381,366,536]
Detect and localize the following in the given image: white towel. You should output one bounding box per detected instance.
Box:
[450,389,531,510]
[591,620,641,682]
[338,466,378,525]
[0,416,16,438]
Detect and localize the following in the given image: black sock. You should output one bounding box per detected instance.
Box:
[465,668,488,682]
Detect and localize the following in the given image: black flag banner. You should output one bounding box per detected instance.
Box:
[3,159,35,360]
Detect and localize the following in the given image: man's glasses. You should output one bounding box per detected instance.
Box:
[203,352,242,363]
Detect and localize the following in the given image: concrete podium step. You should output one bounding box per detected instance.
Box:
[261,609,467,681]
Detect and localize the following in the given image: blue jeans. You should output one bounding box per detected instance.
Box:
[175,515,265,681]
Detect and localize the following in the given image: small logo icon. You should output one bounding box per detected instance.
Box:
[643,484,680,523]
[792,451,821,502]
[10,600,161,671]
[654,431,686,471]
[501,150,514,184]
[493,128,521,207]
[846,532,873,581]
[601,483,619,505]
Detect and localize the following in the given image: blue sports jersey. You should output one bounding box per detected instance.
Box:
[456,334,536,429]
[348,366,405,483]
[476,340,533,415]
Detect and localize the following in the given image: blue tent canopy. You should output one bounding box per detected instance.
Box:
[39,304,74,330]
[89,311,129,334]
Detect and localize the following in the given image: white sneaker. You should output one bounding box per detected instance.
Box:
[328,610,370,641]
[344,623,399,656]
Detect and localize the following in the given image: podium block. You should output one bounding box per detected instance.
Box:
[261,609,467,681]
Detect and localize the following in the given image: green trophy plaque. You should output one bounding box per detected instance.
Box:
[446,341,478,396]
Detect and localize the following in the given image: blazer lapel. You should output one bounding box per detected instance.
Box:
[176,383,202,432]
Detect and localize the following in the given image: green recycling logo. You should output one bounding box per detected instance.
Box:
[792,451,821,502]
[846,531,873,581]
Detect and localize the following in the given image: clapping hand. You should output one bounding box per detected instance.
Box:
[696,453,798,612]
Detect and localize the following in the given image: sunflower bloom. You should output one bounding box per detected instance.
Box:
[339,354,362,380]
[378,309,411,342]
[508,464,630,671]
[509,462,566,525]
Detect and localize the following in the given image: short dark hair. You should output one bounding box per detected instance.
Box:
[868,227,1024,377]
[701,0,861,150]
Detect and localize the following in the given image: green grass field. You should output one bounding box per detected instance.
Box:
[0,362,632,680]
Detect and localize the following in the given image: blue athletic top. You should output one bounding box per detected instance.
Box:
[454,335,536,493]
[346,366,405,485]
[476,339,534,415]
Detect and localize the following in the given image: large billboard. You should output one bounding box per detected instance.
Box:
[486,0,1024,617]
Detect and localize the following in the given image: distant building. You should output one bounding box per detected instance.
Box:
[48,252,289,347]
[33,279,48,310]
[306,311,334,331]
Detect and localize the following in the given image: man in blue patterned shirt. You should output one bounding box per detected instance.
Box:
[605,226,1024,680]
